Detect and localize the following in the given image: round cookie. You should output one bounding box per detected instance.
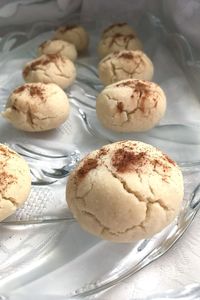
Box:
[54,25,89,52]
[98,33,143,58]
[98,50,154,85]
[2,83,70,132]
[0,144,31,221]
[23,54,76,89]
[102,22,136,38]
[66,140,184,242]
[96,79,166,132]
[38,39,77,61]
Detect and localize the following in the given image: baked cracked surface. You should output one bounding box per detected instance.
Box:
[0,144,31,221]
[23,54,76,89]
[2,82,70,132]
[102,23,136,39]
[98,33,143,58]
[66,140,184,242]
[38,39,77,62]
[96,79,166,132]
[98,50,154,85]
[54,25,89,53]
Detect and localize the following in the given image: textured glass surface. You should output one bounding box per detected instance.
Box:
[0,14,200,298]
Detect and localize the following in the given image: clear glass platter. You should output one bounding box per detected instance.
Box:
[0,13,200,298]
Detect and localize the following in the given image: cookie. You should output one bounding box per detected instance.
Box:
[23,54,76,89]
[102,22,135,38]
[38,39,77,61]
[96,79,166,132]
[98,33,143,58]
[98,50,154,85]
[0,144,31,221]
[66,140,184,242]
[54,25,89,52]
[2,83,70,132]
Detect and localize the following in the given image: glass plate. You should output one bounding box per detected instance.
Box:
[0,13,200,298]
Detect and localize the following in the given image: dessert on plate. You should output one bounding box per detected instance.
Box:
[23,54,76,89]
[67,140,184,242]
[96,79,166,132]
[38,39,77,62]
[0,144,31,221]
[54,25,89,53]
[2,83,70,132]
[98,50,154,85]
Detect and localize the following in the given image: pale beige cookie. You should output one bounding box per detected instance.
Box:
[66,140,184,242]
[96,79,166,132]
[98,33,143,58]
[0,144,31,221]
[54,25,89,52]
[23,54,76,89]
[98,50,154,85]
[102,22,136,38]
[2,83,70,132]
[38,39,77,61]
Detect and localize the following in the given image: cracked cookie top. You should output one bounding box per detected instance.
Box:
[97,32,143,58]
[14,84,46,101]
[66,140,184,242]
[23,54,76,89]
[54,25,89,53]
[38,39,77,62]
[102,23,136,39]
[2,82,70,132]
[0,143,31,222]
[98,50,154,85]
[96,78,166,132]
[75,141,177,180]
